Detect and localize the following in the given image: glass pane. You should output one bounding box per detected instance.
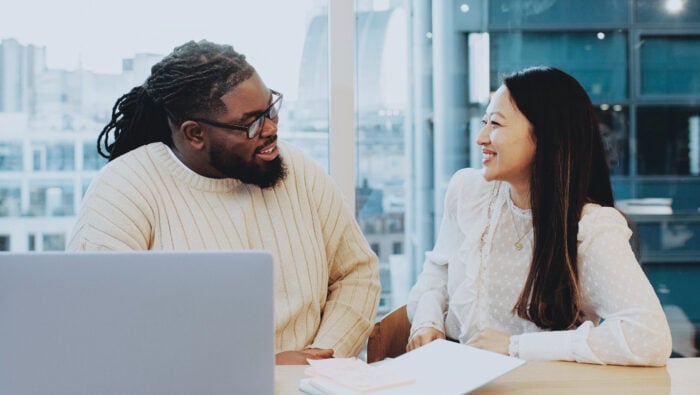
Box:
[640,35,700,95]
[47,142,74,171]
[0,235,9,251]
[636,219,700,258]
[597,105,629,175]
[28,142,74,171]
[636,0,700,24]
[356,1,409,313]
[490,0,629,26]
[0,181,21,217]
[644,261,700,357]
[636,179,700,214]
[490,31,628,102]
[0,142,22,171]
[42,233,66,251]
[83,141,107,171]
[637,106,700,175]
[28,180,74,217]
[287,7,330,171]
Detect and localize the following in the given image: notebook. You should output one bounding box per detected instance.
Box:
[0,250,274,395]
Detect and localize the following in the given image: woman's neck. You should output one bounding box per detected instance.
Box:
[508,181,531,209]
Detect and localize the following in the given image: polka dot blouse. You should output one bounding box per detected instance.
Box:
[407,168,672,366]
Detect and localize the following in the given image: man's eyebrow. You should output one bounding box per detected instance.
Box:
[239,92,274,118]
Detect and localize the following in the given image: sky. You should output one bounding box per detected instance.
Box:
[0,0,319,100]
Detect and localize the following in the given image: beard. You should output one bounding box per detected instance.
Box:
[209,144,287,189]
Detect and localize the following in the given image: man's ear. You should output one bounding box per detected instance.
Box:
[180,120,206,150]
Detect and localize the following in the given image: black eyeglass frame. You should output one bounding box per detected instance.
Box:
[191,90,283,139]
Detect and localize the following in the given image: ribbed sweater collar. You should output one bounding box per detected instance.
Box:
[145,142,244,193]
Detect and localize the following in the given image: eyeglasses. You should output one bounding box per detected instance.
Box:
[191,90,283,139]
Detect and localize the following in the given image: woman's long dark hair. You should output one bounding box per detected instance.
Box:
[97,40,254,160]
[505,67,614,330]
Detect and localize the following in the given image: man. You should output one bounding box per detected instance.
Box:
[67,40,380,365]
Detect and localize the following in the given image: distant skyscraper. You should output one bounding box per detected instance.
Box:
[0,38,45,113]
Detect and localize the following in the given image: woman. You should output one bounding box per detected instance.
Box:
[406,66,671,366]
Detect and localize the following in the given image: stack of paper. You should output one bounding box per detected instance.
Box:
[301,357,415,394]
[299,339,526,394]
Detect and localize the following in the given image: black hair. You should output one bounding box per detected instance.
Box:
[97,40,255,160]
[505,66,615,330]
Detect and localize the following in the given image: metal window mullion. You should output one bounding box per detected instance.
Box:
[328,0,356,210]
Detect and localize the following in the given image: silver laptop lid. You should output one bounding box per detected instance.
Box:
[0,250,274,395]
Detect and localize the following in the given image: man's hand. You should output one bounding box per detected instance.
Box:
[466,328,510,355]
[275,348,335,365]
[406,327,445,352]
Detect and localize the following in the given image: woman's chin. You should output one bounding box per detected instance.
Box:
[480,167,497,182]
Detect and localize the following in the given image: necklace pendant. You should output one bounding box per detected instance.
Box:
[515,241,524,250]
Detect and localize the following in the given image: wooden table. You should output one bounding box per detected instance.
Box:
[275,358,699,394]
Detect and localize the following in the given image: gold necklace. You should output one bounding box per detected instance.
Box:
[509,201,530,251]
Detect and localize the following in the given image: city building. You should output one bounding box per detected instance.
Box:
[0,43,157,251]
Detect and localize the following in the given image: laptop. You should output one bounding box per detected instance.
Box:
[0,250,274,395]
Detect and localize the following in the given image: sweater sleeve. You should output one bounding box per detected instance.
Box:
[305,160,380,357]
[66,160,154,251]
[513,207,672,366]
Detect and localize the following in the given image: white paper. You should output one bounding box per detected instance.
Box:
[381,339,526,394]
[299,339,525,395]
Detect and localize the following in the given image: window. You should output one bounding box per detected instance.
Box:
[83,140,107,171]
[356,2,409,313]
[635,0,700,24]
[42,233,66,251]
[489,0,629,26]
[637,107,700,176]
[640,36,700,96]
[597,106,629,176]
[26,232,66,251]
[30,141,78,171]
[0,142,22,170]
[0,181,21,217]
[490,31,628,102]
[28,180,74,217]
[1,0,326,251]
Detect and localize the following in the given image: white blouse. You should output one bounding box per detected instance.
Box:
[407,168,672,366]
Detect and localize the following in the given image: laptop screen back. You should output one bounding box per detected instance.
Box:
[0,250,274,395]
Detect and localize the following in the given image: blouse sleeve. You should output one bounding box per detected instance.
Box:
[406,170,467,336]
[514,206,672,366]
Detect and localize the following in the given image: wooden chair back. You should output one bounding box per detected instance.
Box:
[366,304,411,363]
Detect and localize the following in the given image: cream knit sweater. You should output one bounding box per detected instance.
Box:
[67,141,380,357]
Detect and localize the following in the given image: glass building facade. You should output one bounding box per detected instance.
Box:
[401,0,700,357]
